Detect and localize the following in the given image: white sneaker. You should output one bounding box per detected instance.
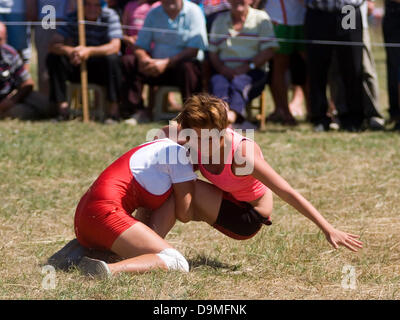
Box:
[78,257,112,279]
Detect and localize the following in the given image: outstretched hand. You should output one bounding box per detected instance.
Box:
[325,228,363,252]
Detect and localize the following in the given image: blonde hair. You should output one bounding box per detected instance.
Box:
[175,94,229,131]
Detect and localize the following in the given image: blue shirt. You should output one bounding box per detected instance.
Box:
[136,0,208,60]
[57,7,123,47]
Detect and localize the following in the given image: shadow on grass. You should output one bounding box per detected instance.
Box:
[188,254,241,271]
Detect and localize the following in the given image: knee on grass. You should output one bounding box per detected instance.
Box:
[156,248,189,272]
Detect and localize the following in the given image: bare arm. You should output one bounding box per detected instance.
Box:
[236,140,363,252]
[167,47,198,68]
[173,181,195,223]
[48,33,74,56]
[87,38,121,57]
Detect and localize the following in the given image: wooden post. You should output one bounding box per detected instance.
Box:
[77,0,90,122]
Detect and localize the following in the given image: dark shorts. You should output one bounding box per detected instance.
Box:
[213,193,272,240]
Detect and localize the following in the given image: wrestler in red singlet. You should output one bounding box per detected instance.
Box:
[74,139,197,250]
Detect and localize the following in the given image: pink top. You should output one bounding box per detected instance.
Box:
[198,128,268,202]
[122,0,161,54]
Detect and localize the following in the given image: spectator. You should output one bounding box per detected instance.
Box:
[120,0,160,120]
[0,22,50,120]
[305,0,365,132]
[127,0,208,119]
[26,0,76,96]
[46,0,123,122]
[264,0,307,126]
[329,0,385,131]
[383,0,400,131]
[0,0,31,66]
[208,0,277,128]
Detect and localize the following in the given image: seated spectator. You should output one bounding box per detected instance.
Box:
[0,0,31,67]
[0,22,50,120]
[383,0,400,131]
[126,0,207,119]
[265,0,307,126]
[120,0,161,119]
[208,0,277,128]
[47,0,123,122]
[27,0,76,96]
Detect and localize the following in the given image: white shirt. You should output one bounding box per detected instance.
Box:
[130,139,197,195]
[265,0,306,26]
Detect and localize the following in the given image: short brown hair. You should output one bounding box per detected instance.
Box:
[175,94,229,131]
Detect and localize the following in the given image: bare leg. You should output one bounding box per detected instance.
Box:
[289,85,305,117]
[107,222,173,275]
[148,195,177,239]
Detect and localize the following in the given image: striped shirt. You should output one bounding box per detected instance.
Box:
[209,7,278,69]
[306,0,364,11]
[57,7,123,47]
[0,44,30,100]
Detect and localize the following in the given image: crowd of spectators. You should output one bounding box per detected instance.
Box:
[0,0,399,132]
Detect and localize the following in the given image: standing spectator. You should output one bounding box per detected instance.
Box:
[120,0,160,120]
[26,0,76,96]
[265,0,307,126]
[208,0,277,128]
[329,0,385,131]
[128,0,208,119]
[0,0,31,66]
[383,0,400,131]
[0,22,50,120]
[46,0,123,122]
[305,0,365,132]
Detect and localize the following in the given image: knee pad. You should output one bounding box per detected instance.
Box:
[156,248,189,272]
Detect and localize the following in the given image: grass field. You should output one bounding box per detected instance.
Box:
[0,120,399,300]
[1,5,400,300]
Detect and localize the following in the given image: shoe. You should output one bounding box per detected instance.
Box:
[369,117,385,131]
[47,239,89,270]
[104,115,120,125]
[281,117,298,126]
[124,110,150,126]
[78,257,112,279]
[313,123,329,132]
[266,112,283,123]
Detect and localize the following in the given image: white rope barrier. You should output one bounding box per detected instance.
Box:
[2,20,400,48]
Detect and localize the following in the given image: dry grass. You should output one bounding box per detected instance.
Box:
[0,120,399,300]
[1,10,399,299]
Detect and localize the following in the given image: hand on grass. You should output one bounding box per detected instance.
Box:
[325,228,363,252]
